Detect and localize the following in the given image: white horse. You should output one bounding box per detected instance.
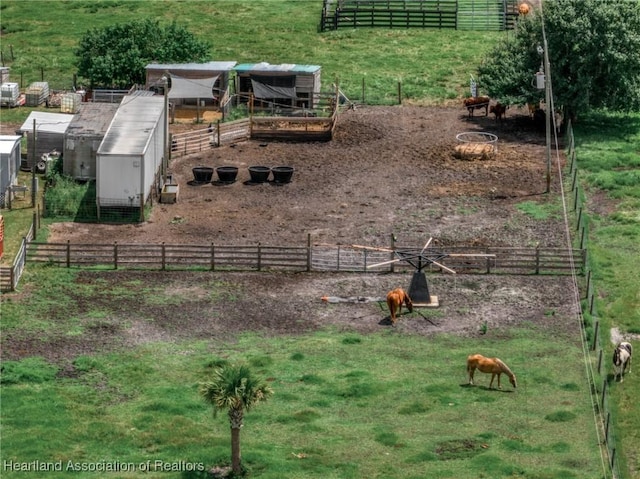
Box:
[613,342,633,382]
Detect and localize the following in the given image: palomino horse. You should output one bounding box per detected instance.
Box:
[467,354,517,390]
[386,288,413,325]
[613,342,633,382]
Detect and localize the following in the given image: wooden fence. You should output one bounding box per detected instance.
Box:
[23,242,585,275]
[170,114,336,159]
[320,0,519,31]
[0,222,34,292]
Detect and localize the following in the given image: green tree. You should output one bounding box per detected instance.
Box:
[478,0,640,120]
[200,363,273,475]
[75,19,209,88]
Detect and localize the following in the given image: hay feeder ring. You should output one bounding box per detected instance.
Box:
[454,132,498,160]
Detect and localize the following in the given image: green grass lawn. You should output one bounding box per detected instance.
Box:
[1,321,602,479]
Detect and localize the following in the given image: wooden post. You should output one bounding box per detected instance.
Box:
[397,81,402,105]
[307,234,312,272]
[597,348,603,374]
[114,242,118,270]
[32,212,37,241]
[257,243,262,271]
[390,234,395,273]
[592,320,599,351]
[585,269,592,300]
[535,246,540,274]
[573,183,579,211]
[211,242,215,271]
[161,242,166,271]
[601,380,607,410]
[66,240,71,268]
[589,288,595,315]
[580,226,587,250]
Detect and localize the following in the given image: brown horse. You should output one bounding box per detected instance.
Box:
[467,354,517,389]
[386,288,413,325]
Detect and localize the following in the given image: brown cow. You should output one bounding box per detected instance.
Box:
[386,288,413,325]
[489,102,506,122]
[463,96,490,118]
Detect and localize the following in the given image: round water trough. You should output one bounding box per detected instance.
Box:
[216,166,239,183]
[272,166,294,183]
[192,166,214,183]
[248,166,271,183]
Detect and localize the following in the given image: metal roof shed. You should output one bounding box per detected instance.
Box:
[18,112,73,169]
[96,93,166,221]
[145,61,237,108]
[63,102,119,180]
[234,63,322,108]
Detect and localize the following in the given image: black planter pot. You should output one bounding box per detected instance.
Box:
[192,166,214,183]
[216,166,239,183]
[248,166,271,183]
[272,166,294,183]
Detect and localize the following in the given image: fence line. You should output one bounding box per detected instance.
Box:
[24,241,584,275]
[564,121,619,479]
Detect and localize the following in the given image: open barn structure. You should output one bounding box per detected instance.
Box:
[234,63,322,111]
[320,0,521,31]
[145,61,237,122]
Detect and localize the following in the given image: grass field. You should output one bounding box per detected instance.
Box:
[1,1,639,478]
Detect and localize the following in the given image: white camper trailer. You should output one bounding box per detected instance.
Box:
[96,92,166,221]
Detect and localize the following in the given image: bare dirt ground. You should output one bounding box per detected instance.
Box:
[3,105,582,365]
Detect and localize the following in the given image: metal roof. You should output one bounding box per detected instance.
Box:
[97,95,165,156]
[18,112,73,134]
[146,61,237,72]
[66,103,119,136]
[0,135,21,155]
[234,62,321,74]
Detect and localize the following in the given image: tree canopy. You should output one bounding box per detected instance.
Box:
[75,19,210,88]
[477,0,640,120]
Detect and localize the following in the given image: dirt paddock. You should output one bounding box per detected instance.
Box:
[3,105,581,364]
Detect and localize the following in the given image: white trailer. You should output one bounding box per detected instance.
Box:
[96,92,167,221]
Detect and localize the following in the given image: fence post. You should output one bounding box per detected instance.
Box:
[257,243,262,271]
[161,242,166,271]
[535,246,540,274]
[592,320,599,351]
[397,81,402,105]
[32,212,37,241]
[580,226,587,250]
[390,234,395,273]
[585,269,592,300]
[601,379,607,411]
[589,288,596,315]
[337,245,341,271]
[114,242,118,270]
[597,348,603,375]
[66,240,71,268]
[576,206,582,231]
[307,234,312,272]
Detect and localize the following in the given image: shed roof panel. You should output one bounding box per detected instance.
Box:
[234,63,321,73]
[97,95,165,156]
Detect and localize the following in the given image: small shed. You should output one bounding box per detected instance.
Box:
[234,62,322,109]
[0,135,22,207]
[145,61,237,109]
[96,92,166,220]
[17,111,73,170]
[63,102,119,180]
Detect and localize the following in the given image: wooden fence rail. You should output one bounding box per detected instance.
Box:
[24,242,585,276]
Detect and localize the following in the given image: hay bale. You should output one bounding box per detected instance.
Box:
[453,143,495,161]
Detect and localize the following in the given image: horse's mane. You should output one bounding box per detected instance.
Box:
[495,358,515,378]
